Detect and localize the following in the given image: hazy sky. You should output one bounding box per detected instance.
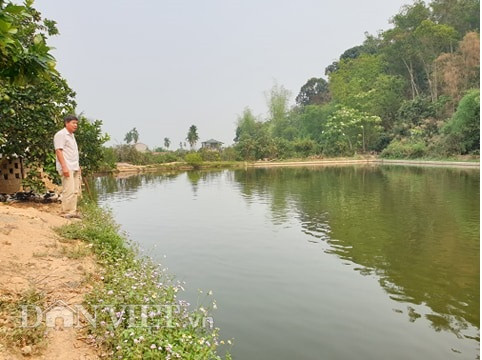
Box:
[35,0,411,149]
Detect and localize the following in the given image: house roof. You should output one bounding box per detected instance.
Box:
[202,139,223,144]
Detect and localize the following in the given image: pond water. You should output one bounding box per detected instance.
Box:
[94,165,479,360]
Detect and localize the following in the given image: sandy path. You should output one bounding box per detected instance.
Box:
[0,203,99,360]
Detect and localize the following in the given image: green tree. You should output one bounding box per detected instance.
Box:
[292,104,334,142]
[186,125,199,149]
[442,89,480,154]
[75,115,111,176]
[234,107,258,142]
[382,1,431,99]
[295,77,331,106]
[324,33,382,76]
[163,137,170,149]
[321,106,383,155]
[430,0,480,35]
[124,127,139,144]
[413,20,458,101]
[329,54,404,130]
[266,83,292,138]
[0,1,59,84]
[0,1,78,187]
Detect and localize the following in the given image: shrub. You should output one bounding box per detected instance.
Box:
[199,149,221,161]
[274,138,294,159]
[220,147,237,161]
[380,139,427,159]
[292,138,318,157]
[442,89,480,154]
[184,153,203,169]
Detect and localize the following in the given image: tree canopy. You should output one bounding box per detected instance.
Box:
[186,125,199,149]
[0,1,110,188]
[229,0,479,161]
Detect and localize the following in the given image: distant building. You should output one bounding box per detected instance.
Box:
[134,142,148,153]
[201,139,223,150]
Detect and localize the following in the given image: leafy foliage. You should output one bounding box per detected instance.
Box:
[186,125,199,149]
[124,127,139,144]
[0,1,111,186]
[75,116,111,176]
[295,77,330,106]
[442,89,480,154]
[231,0,479,160]
[163,137,170,149]
[184,152,203,169]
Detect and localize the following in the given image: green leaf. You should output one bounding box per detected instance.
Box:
[33,34,43,45]
[4,4,25,15]
[0,19,12,33]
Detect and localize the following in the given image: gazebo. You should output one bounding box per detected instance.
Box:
[201,139,223,150]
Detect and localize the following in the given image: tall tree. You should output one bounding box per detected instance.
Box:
[124,127,139,144]
[295,78,331,106]
[430,0,480,35]
[382,1,431,99]
[413,20,458,101]
[329,54,404,130]
[0,1,77,186]
[266,83,291,138]
[234,107,258,142]
[434,31,479,108]
[163,137,171,149]
[186,125,199,149]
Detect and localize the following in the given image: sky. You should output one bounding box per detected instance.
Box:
[34,0,412,149]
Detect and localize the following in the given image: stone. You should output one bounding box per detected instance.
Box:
[21,345,32,355]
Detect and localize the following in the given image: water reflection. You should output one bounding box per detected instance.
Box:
[233,166,480,340]
[92,172,183,202]
[93,166,479,357]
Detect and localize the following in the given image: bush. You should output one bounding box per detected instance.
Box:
[113,145,147,164]
[101,147,117,170]
[220,147,237,161]
[184,153,203,169]
[442,89,480,154]
[199,148,221,161]
[292,138,318,157]
[274,138,294,159]
[380,139,427,159]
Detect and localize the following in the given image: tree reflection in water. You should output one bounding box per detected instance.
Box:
[233,166,479,339]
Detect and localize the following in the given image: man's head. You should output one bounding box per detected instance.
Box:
[63,115,78,133]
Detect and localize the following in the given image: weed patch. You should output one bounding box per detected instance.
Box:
[56,201,232,359]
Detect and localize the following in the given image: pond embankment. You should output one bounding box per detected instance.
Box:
[0,202,100,359]
[113,157,479,175]
[0,201,229,359]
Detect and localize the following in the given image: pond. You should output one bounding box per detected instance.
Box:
[94,165,479,360]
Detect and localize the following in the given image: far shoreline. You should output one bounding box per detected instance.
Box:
[109,156,480,176]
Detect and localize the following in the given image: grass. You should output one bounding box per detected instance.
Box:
[55,201,232,360]
[60,244,91,259]
[0,288,47,354]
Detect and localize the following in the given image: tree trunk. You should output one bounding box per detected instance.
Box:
[403,58,419,100]
[421,59,436,102]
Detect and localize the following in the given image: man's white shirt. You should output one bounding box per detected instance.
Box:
[54,127,80,173]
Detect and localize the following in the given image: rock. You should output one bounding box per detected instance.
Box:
[77,265,84,271]
[21,345,32,355]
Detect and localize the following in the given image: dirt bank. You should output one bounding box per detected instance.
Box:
[250,158,480,168]
[0,203,99,360]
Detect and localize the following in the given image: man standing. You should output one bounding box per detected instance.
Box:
[54,115,81,218]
